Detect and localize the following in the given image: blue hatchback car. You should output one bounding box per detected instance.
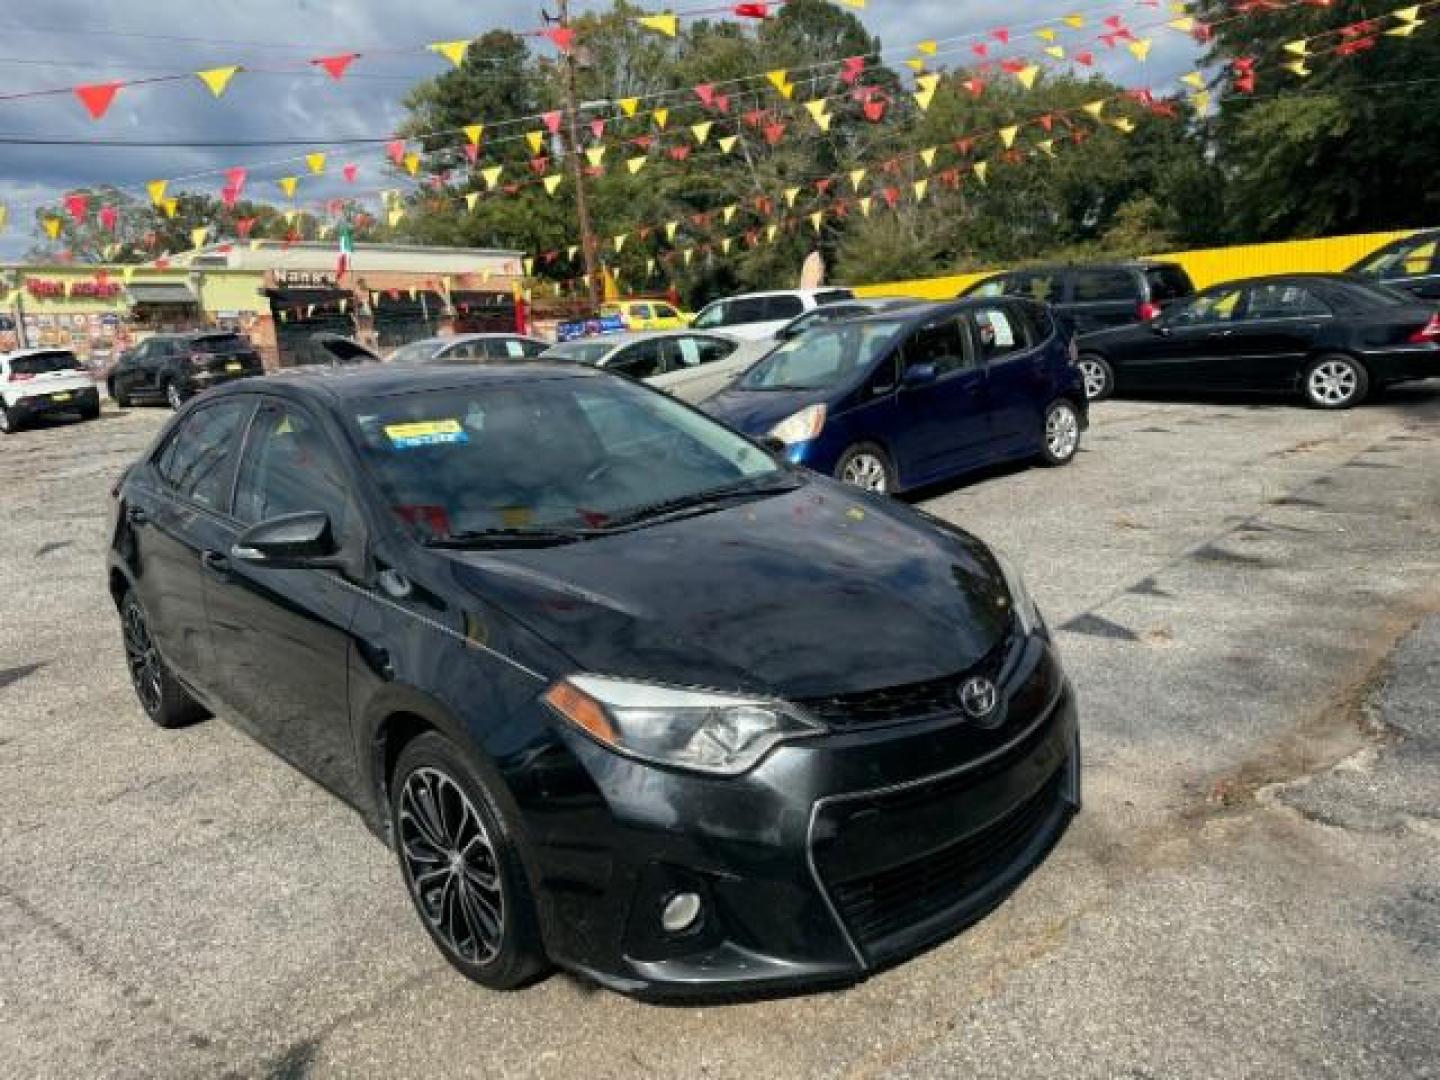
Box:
[701,298,1089,494]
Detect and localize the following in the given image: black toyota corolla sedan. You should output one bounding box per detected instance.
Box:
[106,365,1079,999]
[1076,273,1440,408]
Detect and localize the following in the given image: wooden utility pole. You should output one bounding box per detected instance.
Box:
[556,0,603,309]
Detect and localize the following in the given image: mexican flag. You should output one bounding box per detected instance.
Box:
[336,226,354,279]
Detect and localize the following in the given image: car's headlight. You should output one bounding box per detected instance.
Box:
[543,674,821,776]
[767,403,827,446]
[991,548,1044,638]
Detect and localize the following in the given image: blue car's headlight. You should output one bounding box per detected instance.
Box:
[767,403,827,446]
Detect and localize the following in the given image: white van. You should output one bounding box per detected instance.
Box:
[690,288,855,341]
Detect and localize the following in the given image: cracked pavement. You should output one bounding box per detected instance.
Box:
[1,385,1437,1078]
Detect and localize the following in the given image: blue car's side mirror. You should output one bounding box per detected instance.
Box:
[902,362,938,389]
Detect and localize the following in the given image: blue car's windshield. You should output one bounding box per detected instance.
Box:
[740,318,907,391]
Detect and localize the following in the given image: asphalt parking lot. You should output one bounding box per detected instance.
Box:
[2,386,1438,1079]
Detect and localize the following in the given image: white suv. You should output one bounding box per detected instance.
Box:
[0,348,102,434]
[690,288,855,341]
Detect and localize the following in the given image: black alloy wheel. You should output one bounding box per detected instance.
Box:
[390,733,547,990]
[119,592,208,728]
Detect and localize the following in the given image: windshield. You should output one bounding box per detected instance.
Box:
[543,341,616,365]
[389,340,443,365]
[740,318,907,391]
[10,351,81,375]
[345,375,783,542]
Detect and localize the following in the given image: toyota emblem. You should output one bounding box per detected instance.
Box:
[958,677,999,720]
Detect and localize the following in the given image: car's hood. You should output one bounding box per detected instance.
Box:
[700,387,827,436]
[441,479,1011,700]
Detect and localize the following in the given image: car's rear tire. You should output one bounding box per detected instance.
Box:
[390,733,548,991]
[1040,400,1082,466]
[119,591,209,728]
[81,399,101,421]
[1302,354,1369,410]
[1077,353,1113,402]
[835,443,897,494]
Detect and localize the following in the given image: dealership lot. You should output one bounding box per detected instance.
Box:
[2,388,1438,1078]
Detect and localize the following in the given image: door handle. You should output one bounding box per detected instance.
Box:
[200,550,230,578]
[1208,329,1236,338]
[125,506,149,526]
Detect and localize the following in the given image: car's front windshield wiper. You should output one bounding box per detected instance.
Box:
[424,525,601,549]
[598,474,800,530]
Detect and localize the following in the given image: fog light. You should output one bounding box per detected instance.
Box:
[661,891,702,934]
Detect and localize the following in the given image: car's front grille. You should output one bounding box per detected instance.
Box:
[825,766,1066,952]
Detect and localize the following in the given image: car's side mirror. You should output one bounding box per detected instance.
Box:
[232,511,343,569]
[758,435,788,456]
[902,362,938,389]
[774,327,791,342]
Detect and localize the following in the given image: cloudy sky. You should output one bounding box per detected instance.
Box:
[0,0,1200,260]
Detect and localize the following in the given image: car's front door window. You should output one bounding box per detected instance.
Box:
[233,404,353,536]
[1169,288,1246,327]
[154,399,255,513]
[608,341,664,379]
[905,317,973,376]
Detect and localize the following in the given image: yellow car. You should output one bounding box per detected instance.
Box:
[601,300,692,332]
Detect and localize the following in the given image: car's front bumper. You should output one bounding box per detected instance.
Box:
[521,635,1080,999]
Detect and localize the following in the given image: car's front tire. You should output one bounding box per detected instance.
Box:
[835,442,897,494]
[1077,353,1114,402]
[1302,354,1369,410]
[119,591,209,728]
[1040,400,1082,466]
[390,733,548,991]
[164,380,185,411]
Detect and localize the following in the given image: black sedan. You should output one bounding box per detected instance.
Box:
[106,365,1079,999]
[1075,274,1440,409]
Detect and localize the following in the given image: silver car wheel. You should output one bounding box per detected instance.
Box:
[166,383,183,410]
[1046,403,1080,462]
[1078,359,1108,401]
[1307,360,1358,406]
[841,453,889,492]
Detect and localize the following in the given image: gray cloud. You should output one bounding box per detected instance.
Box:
[0,0,1200,258]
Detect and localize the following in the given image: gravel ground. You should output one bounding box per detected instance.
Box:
[1,384,1437,1079]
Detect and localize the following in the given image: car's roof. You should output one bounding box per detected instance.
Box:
[1203,272,1384,290]
[981,260,1181,276]
[211,362,596,405]
[1,346,78,359]
[448,332,546,341]
[701,288,852,303]
[549,329,736,351]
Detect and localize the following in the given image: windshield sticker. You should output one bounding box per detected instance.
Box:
[385,419,469,449]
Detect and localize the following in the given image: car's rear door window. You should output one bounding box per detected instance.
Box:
[154,398,255,513]
[965,305,1031,363]
[1071,269,1138,303]
[762,296,805,320]
[1003,272,1062,304]
[10,350,81,375]
[1242,284,1332,320]
[814,290,856,306]
[1145,266,1194,302]
[607,340,664,379]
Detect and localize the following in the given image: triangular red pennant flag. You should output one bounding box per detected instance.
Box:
[1104,15,1124,28]
[990,27,1011,43]
[1074,51,1095,66]
[74,82,122,120]
[713,93,730,113]
[313,53,359,81]
[529,157,550,175]
[1039,114,1055,132]
[99,206,118,231]
[65,193,88,222]
[841,57,866,85]
[955,137,976,155]
[542,110,563,135]
[464,144,479,163]
[343,162,359,181]
[972,42,989,57]
[743,109,766,128]
[226,166,247,192]
[670,145,691,161]
[543,27,575,52]
[695,84,715,107]
[815,178,833,195]
[220,185,240,209]
[882,186,900,208]
[631,134,653,150]
[1001,59,1025,74]
[863,100,886,122]
[763,122,785,145]
[964,78,986,98]
[734,2,769,16]
[590,118,606,140]
[235,217,256,238]
[386,140,406,165]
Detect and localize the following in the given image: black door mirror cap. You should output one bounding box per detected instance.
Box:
[232,511,343,569]
[758,435,788,455]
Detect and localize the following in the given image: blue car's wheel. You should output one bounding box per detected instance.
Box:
[1041,401,1081,467]
[836,443,896,494]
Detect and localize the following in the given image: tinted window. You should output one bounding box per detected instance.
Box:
[390,340,443,364]
[761,296,805,320]
[1243,284,1332,320]
[673,336,735,367]
[906,316,973,376]
[188,333,248,355]
[154,399,253,513]
[346,378,779,541]
[1013,303,1055,343]
[1004,272,1062,304]
[967,305,1030,363]
[1145,265,1193,302]
[544,341,616,365]
[477,338,535,361]
[630,304,653,320]
[1170,288,1245,325]
[607,340,664,379]
[1355,236,1438,279]
[1072,269,1138,303]
[691,300,730,330]
[814,290,856,305]
[967,277,1007,298]
[233,404,352,533]
[654,305,680,319]
[10,350,80,375]
[742,319,907,390]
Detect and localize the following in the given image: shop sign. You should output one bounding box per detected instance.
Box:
[26,278,123,300]
[275,270,339,289]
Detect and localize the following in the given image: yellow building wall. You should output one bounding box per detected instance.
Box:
[853,229,1422,299]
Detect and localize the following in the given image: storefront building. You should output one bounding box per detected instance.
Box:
[1,241,525,370]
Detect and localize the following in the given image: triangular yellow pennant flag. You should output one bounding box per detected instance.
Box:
[586,147,607,168]
[526,131,545,154]
[190,226,209,249]
[805,100,829,127]
[404,153,420,177]
[163,198,179,219]
[914,89,936,111]
[913,179,929,201]
[645,258,656,276]
[766,70,789,92]
[523,257,535,277]
[973,161,989,185]
[1045,45,1066,60]
[464,124,484,146]
[916,73,941,94]
[566,246,578,260]
[905,58,927,73]
[1127,38,1152,62]
[1083,100,1107,120]
[1015,65,1040,89]
[859,196,873,217]
[917,40,938,55]
[43,217,61,240]
[766,225,778,243]
[850,169,868,192]
[721,238,733,255]
[1394,5,1422,21]
[653,108,669,129]
[1037,139,1056,157]
[619,97,639,117]
[682,249,694,267]
[146,179,168,207]
[1037,28,1059,42]
[482,165,503,190]
[1386,20,1422,35]
[1181,71,1206,90]
[1190,90,1211,112]
[637,13,678,37]
[691,121,712,144]
[718,135,738,154]
[920,147,936,168]
[784,186,801,207]
[1283,60,1312,77]
[388,207,405,228]
[613,234,628,254]
[1167,17,1196,33]
[1110,117,1136,134]
[627,156,647,175]
[809,211,824,233]
[278,176,298,198]
[665,221,678,241]
[465,193,479,211]
[722,204,738,224]
[543,174,563,195]
[429,40,470,68]
[306,152,326,175]
[196,66,239,98]
[998,125,1019,150]
[1063,13,1085,28]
